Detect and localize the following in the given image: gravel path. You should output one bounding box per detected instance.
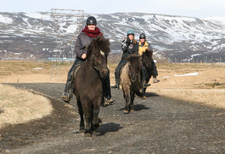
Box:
[1,83,225,154]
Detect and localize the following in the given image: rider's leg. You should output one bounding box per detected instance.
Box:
[112,59,127,89]
[142,65,151,88]
[152,61,160,83]
[103,70,114,106]
[61,58,84,103]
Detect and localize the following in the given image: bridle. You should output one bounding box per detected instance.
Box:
[88,51,107,77]
[128,67,137,83]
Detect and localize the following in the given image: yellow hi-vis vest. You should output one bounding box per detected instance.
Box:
[138,41,149,56]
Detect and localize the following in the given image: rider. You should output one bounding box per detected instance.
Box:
[138,33,159,84]
[61,16,113,105]
[111,30,139,89]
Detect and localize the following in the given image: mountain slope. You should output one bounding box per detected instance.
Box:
[0,12,224,62]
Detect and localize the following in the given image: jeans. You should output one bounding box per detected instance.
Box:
[114,58,127,85]
[152,61,158,78]
[64,58,84,93]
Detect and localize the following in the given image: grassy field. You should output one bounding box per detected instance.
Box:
[0,60,224,127]
[0,83,53,129]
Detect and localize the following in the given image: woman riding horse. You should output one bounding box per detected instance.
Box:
[61,16,113,105]
[111,30,139,89]
[138,33,159,85]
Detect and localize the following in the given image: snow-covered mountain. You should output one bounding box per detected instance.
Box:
[0,12,225,62]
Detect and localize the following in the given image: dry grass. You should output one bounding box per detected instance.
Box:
[150,88,225,109]
[0,84,53,129]
[0,60,70,83]
[0,60,225,127]
[147,63,225,109]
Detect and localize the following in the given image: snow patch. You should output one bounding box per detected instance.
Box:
[33,67,43,70]
[0,15,13,24]
[174,72,199,77]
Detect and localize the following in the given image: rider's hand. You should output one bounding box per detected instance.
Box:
[81,53,87,59]
[126,39,130,44]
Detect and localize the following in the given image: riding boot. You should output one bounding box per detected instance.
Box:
[143,80,151,88]
[112,59,127,89]
[153,77,160,83]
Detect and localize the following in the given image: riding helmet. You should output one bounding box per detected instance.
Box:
[86,16,97,25]
[127,30,134,36]
[139,33,146,39]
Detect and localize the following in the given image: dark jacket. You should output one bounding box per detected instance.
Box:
[75,32,94,59]
[121,39,139,59]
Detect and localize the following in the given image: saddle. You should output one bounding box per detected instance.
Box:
[73,64,82,79]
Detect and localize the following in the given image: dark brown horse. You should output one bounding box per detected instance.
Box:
[141,48,153,94]
[73,35,110,137]
[120,54,142,114]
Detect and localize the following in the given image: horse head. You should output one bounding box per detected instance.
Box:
[127,54,141,83]
[87,35,110,78]
[142,48,153,69]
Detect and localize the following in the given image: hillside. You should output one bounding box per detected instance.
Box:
[0,12,225,62]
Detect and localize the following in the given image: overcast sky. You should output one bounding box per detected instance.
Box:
[1,0,225,19]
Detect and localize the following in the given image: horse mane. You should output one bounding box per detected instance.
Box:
[127,54,142,70]
[127,54,140,62]
[142,48,153,59]
[87,35,110,59]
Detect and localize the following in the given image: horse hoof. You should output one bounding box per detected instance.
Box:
[98,118,102,124]
[80,129,85,133]
[92,130,97,136]
[84,133,92,137]
[124,110,129,114]
[130,109,134,112]
[142,96,147,99]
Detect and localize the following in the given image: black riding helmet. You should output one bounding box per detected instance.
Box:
[86,16,97,25]
[139,33,146,39]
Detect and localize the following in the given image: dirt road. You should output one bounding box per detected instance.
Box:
[1,83,225,154]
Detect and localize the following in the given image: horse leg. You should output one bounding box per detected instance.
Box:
[83,103,92,137]
[130,91,135,112]
[77,98,84,133]
[91,97,101,135]
[123,85,130,114]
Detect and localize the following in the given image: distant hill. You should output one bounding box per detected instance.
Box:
[0,12,225,62]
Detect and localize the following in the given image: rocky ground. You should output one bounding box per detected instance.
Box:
[0,83,225,154]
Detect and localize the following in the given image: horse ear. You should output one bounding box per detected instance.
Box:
[145,48,152,53]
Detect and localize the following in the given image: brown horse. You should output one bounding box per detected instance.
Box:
[73,35,110,137]
[120,54,142,114]
[141,48,153,94]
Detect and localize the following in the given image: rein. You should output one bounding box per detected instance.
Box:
[88,61,104,72]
